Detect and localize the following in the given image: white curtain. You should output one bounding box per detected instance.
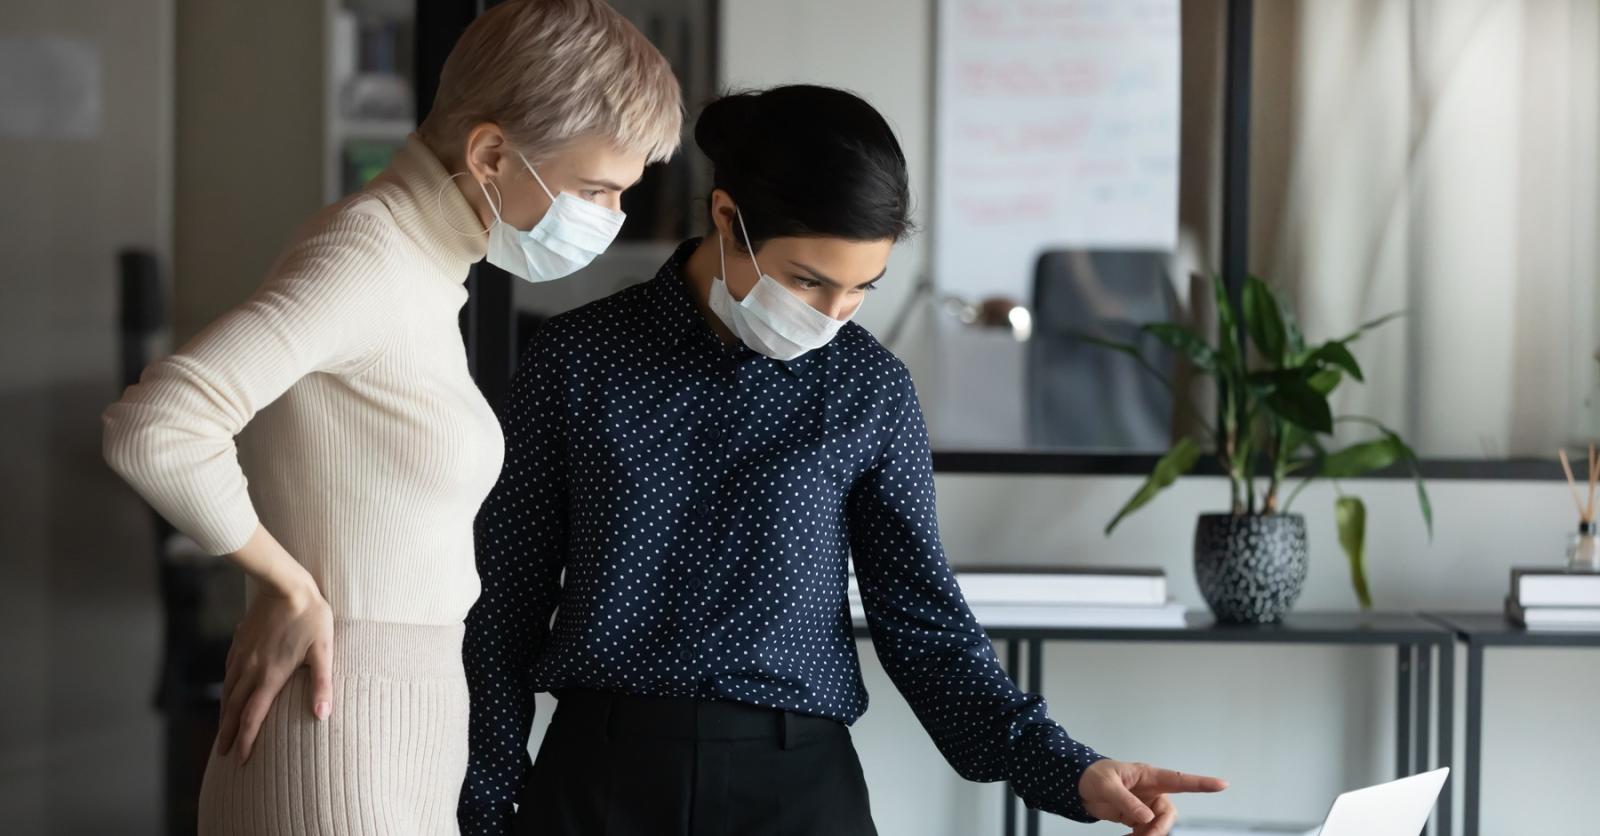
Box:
[1253,0,1600,458]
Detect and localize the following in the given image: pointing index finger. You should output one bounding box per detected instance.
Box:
[1148,768,1229,794]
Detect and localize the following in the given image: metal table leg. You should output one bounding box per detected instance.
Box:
[1026,638,1044,836]
[1004,637,1022,836]
[1397,643,1414,778]
[1416,644,1431,772]
[1464,642,1484,836]
[1416,644,1432,835]
[1436,637,1455,836]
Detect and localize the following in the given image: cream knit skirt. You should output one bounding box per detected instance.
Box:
[197,620,469,835]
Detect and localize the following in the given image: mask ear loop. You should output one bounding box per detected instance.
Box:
[734,205,847,327]
[478,178,506,224]
[517,152,559,204]
[734,208,765,278]
[716,229,727,283]
[436,171,494,237]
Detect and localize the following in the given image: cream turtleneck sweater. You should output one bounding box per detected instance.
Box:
[104,135,504,625]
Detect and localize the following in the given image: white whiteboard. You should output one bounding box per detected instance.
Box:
[932,0,1181,300]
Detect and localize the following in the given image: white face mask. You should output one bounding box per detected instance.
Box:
[706,209,855,361]
[480,152,625,282]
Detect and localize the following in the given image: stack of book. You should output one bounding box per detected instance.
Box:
[1506,568,1600,631]
[849,565,1187,628]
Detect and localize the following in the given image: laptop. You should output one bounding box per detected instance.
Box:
[1175,768,1450,836]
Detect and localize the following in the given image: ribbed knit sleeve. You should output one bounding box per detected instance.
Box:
[102,210,399,556]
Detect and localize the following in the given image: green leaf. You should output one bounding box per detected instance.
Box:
[1336,495,1373,609]
[1247,368,1320,393]
[1141,323,1216,372]
[1264,375,1334,434]
[1283,302,1308,357]
[1077,328,1222,443]
[1072,333,1144,361]
[1307,368,1343,395]
[1335,417,1434,540]
[1243,276,1288,362]
[1381,428,1434,540]
[1210,274,1240,374]
[1308,341,1364,382]
[1339,310,1407,343]
[1105,438,1201,535]
[1411,468,1434,539]
[1320,438,1401,478]
[1071,332,1178,390]
[1279,422,1312,467]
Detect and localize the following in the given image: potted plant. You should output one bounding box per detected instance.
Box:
[1087,276,1432,622]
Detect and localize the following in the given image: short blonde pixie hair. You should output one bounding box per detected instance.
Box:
[420,0,683,164]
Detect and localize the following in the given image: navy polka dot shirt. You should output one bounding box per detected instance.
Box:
[458,240,1106,832]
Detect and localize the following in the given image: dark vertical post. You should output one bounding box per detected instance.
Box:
[414,0,479,123]
[1221,0,1252,318]
[468,267,516,412]
[118,249,164,389]
[1220,0,1254,473]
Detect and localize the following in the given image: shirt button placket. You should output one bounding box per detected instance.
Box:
[677,350,737,681]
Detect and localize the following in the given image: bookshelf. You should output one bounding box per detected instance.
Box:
[322,0,415,202]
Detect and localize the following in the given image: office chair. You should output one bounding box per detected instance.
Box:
[1026,249,1180,452]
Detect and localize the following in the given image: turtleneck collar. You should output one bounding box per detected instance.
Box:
[366,133,488,279]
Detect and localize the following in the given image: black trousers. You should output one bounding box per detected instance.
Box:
[513,689,878,836]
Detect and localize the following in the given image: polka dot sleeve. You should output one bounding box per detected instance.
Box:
[458,328,569,835]
[848,371,1108,823]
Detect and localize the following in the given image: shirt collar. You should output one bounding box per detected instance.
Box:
[643,238,819,378]
[642,239,709,349]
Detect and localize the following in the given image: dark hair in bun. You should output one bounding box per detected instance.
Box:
[694,85,912,249]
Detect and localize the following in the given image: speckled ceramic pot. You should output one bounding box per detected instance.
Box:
[1194,513,1308,624]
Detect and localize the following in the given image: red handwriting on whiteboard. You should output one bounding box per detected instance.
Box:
[953,119,1093,156]
[959,192,1055,224]
[956,60,1103,97]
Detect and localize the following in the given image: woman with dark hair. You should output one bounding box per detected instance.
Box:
[460,85,1225,836]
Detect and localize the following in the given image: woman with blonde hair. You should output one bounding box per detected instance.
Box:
[102,1,681,832]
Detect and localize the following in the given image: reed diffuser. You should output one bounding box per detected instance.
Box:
[1559,444,1599,572]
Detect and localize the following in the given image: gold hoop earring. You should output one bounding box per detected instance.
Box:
[437,171,493,237]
